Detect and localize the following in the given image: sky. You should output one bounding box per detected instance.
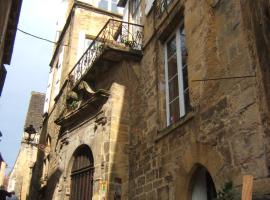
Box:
[0,0,61,172]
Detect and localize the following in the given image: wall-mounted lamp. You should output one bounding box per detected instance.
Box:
[23,125,49,154]
[24,124,37,144]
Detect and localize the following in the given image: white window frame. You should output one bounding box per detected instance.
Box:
[43,67,55,114]
[130,0,141,23]
[96,0,123,14]
[53,47,64,99]
[164,25,187,126]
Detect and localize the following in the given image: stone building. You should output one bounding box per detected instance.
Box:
[8,92,45,199]
[0,153,7,188]
[0,0,23,96]
[35,0,270,200]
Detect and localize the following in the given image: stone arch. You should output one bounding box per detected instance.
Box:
[174,142,224,200]
[188,164,217,200]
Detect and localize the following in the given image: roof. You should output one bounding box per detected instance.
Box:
[24,92,45,132]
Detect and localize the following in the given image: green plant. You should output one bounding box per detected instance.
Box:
[67,100,78,110]
[120,38,135,48]
[215,181,240,200]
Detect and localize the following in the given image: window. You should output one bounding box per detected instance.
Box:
[162,0,172,11]
[155,0,173,17]
[43,67,55,113]
[53,46,64,99]
[97,0,122,14]
[84,38,93,51]
[165,25,189,125]
[98,0,108,10]
[131,0,141,16]
[130,0,142,39]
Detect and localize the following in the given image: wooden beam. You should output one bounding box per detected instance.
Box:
[242,175,254,200]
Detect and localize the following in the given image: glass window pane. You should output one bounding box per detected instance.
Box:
[98,0,108,10]
[183,64,188,90]
[180,28,187,65]
[168,53,177,79]
[84,39,93,51]
[167,36,176,59]
[132,0,140,14]
[180,27,189,112]
[112,0,118,13]
[169,75,179,101]
[169,98,180,124]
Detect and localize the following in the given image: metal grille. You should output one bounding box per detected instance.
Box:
[154,0,175,18]
[70,146,94,200]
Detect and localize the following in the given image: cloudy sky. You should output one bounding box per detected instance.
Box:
[0,0,61,171]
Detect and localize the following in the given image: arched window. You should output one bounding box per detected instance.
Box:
[190,166,216,200]
[70,145,94,200]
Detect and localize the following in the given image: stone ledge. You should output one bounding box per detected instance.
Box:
[55,89,110,129]
[253,177,270,196]
[155,110,195,142]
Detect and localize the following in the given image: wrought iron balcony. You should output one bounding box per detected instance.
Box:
[154,0,175,18]
[69,19,143,88]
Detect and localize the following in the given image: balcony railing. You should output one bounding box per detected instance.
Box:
[69,19,144,87]
[154,0,175,18]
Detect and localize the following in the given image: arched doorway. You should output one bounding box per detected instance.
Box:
[70,145,94,200]
[190,166,216,200]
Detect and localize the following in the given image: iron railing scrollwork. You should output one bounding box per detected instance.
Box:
[154,0,175,18]
[69,19,144,87]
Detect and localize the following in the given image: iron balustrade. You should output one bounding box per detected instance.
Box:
[154,0,175,18]
[69,19,144,87]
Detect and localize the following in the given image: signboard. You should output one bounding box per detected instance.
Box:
[242,175,253,200]
[100,180,107,200]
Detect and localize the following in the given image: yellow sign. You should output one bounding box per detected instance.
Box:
[99,180,107,192]
[242,175,253,200]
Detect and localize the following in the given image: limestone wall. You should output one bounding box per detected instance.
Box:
[40,0,270,200]
[0,0,12,66]
[47,2,121,112]
[126,0,270,199]
[0,161,6,187]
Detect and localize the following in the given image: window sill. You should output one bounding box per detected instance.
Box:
[155,110,195,142]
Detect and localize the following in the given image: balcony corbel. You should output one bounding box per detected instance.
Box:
[55,89,110,133]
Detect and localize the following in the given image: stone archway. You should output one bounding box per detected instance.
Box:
[174,142,224,200]
[189,165,217,200]
[69,145,94,200]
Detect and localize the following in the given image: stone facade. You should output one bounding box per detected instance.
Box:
[35,0,270,200]
[0,154,7,188]
[8,92,45,199]
[0,0,22,96]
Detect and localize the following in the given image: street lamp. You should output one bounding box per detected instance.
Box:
[23,125,49,154]
[24,124,37,144]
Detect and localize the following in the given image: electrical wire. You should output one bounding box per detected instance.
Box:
[17,28,68,46]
